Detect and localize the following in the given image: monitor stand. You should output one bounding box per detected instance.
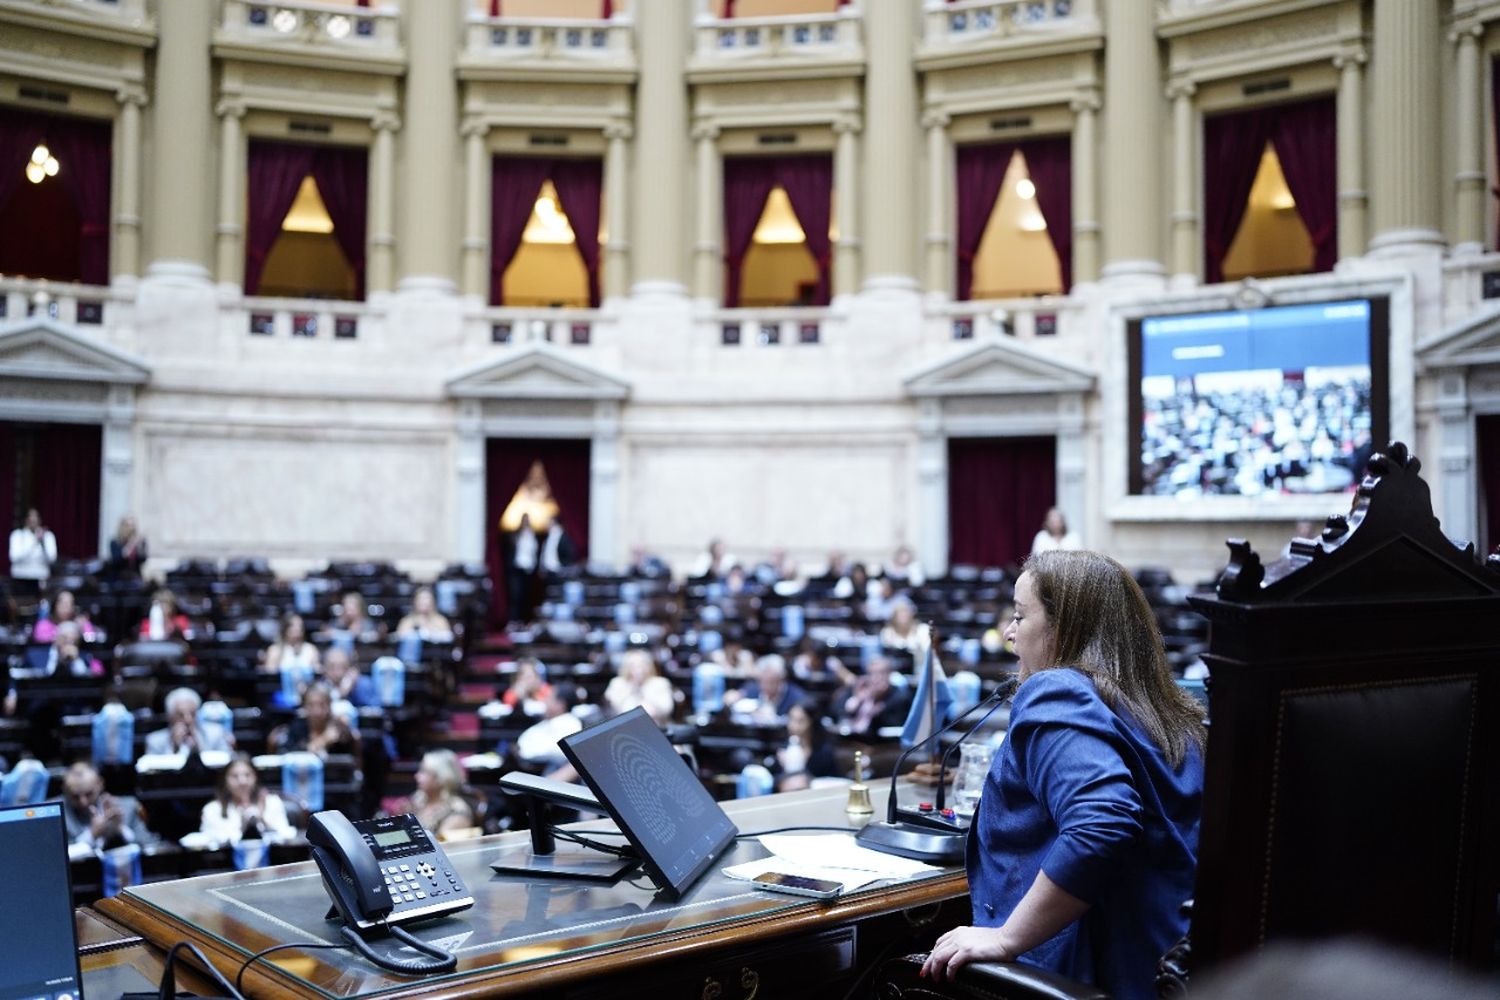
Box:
[489,847,638,883]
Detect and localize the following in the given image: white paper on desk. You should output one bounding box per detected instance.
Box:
[757,833,941,878]
[722,858,887,893]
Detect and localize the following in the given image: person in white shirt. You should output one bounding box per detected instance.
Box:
[1030,507,1082,555]
[8,508,57,596]
[198,755,294,845]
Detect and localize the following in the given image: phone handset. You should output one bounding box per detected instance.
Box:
[306,810,460,976]
[307,810,393,926]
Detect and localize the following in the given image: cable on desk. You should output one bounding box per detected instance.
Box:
[734,825,865,839]
[552,827,637,858]
[235,940,349,996]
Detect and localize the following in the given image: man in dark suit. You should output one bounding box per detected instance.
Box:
[61,762,159,851]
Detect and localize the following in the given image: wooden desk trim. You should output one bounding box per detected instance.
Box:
[99,869,966,998]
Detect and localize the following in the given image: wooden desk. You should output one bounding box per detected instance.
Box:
[98,785,969,998]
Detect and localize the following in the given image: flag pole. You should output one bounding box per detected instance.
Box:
[923,621,939,766]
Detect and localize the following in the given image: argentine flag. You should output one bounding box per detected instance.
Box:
[900,624,953,749]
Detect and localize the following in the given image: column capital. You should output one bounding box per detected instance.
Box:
[1449,21,1484,45]
[605,121,635,141]
[1165,77,1196,101]
[214,97,246,119]
[689,121,719,142]
[115,84,148,108]
[832,115,862,135]
[1331,46,1367,70]
[920,109,950,131]
[372,110,402,132]
[1069,89,1101,114]
[460,116,489,139]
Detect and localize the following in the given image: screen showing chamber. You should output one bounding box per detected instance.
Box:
[1135,298,1381,497]
[561,707,738,899]
[0,804,82,1000]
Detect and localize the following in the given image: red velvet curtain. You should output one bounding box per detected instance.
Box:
[307,144,369,300]
[488,156,553,306]
[1202,107,1272,284]
[947,436,1056,571]
[1270,97,1337,275]
[550,158,604,307]
[954,141,1015,301]
[722,157,780,307]
[1479,415,1500,555]
[0,106,111,285]
[1494,58,1500,248]
[245,140,316,295]
[0,168,80,283]
[1022,135,1073,291]
[31,423,101,559]
[774,154,833,305]
[0,423,14,536]
[484,438,592,627]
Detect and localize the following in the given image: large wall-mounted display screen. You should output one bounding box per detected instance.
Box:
[1128,298,1389,497]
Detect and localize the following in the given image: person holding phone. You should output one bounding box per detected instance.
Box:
[7,508,56,597]
[922,550,1205,1000]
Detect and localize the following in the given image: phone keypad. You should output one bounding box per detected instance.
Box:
[382,860,462,903]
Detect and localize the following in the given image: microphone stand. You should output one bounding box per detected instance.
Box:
[854,676,1018,864]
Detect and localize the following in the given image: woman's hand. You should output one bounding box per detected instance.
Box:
[921,925,1018,982]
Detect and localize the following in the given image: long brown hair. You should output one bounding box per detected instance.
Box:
[215,753,266,818]
[1023,550,1205,768]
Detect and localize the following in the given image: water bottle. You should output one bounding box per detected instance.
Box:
[782,735,807,774]
[148,602,165,640]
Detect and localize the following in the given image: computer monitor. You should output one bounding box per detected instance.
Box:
[560,707,738,899]
[0,802,83,1000]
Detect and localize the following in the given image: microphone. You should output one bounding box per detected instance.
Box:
[855,676,1018,864]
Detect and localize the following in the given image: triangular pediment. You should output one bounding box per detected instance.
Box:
[0,318,150,384]
[903,339,1095,397]
[446,344,629,400]
[1416,304,1500,371]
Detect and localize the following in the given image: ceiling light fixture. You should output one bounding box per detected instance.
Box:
[1015,177,1036,200]
[25,144,59,185]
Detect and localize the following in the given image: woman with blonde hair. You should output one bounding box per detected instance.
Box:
[404,749,474,838]
[924,550,1206,1000]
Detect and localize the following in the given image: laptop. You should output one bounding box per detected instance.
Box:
[0,802,85,1000]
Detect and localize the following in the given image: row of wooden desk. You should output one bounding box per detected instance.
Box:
[83,783,968,999]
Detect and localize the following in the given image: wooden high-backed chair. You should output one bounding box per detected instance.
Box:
[878,443,1500,998]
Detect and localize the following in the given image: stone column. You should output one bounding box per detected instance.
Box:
[1452,24,1486,255]
[214,98,245,292]
[1368,0,1443,253]
[1167,79,1198,283]
[915,400,949,576]
[1099,0,1164,282]
[923,110,951,299]
[692,122,721,305]
[146,0,215,281]
[603,122,632,302]
[1434,371,1476,543]
[631,0,691,296]
[367,112,398,296]
[398,1,460,291]
[861,0,920,292]
[100,385,136,557]
[111,86,146,286]
[1333,48,1368,261]
[461,118,491,301]
[590,402,622,564]
[1070,91,1101,284]
[454,400,486,564]
[833,116,862,299]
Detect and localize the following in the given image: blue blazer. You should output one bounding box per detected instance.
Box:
[965,668,1202,1000]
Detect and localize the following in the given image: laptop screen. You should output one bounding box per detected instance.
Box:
[560,707,738,899]
[0,803,82,1000]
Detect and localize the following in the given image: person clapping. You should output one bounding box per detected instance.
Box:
[198,754,294,845]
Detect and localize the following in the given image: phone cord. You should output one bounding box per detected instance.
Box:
[339,922,458,975]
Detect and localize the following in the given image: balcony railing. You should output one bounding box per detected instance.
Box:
[9,0,150,25]
[470,306,607,348]
[693,8,861,62]
[233,294,376,342]
[922,0,1088,45]
[464,14,634,64]
[0,277,125,330]
[706,306,837,347]
[925,295,1085,345]
[1441,252,1500,329]
[220,0,401,49]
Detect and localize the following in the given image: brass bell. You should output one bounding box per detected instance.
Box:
[846,751,874,818]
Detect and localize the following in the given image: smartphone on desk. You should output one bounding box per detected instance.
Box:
[751,872,843,900]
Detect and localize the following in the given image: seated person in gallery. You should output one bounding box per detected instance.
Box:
[42,621,105,678]
[395,586,454,642]
[836,657,910,736]
[325,591,384,645]
[145,687,235,757]
[62,762,160,851]
[775,703,840,793]
[501,656,552,716]
[879,598,923,652]
[137,588,194,642]
[724,654,807,723]
[603,648,676,724]
[689,537,736,580]
[391,749,474,839]
[321,646,376,708]
[261,612,320,676]
[197,754,295,846]
[515,685,585,783]
[33,589,102,644]
[271,682,360,758]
